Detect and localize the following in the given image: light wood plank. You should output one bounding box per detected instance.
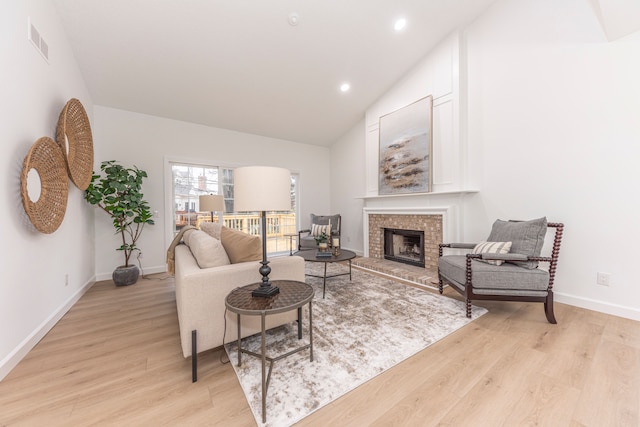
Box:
[0,274,638,426]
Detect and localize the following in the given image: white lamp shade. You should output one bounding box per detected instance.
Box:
[234,166,291,212]
[199,194,224,212]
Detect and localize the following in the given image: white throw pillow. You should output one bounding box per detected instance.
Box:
[185,230,231,268]
[472,241,512,266]
[310,223,331,237]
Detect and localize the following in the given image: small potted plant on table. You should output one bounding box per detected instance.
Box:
[314,231,329,251]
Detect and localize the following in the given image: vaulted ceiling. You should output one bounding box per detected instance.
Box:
[52,0,500,146]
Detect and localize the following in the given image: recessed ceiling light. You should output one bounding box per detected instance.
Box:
[340,83,351,92]
[288,12,299,26]
[394,18,407,32]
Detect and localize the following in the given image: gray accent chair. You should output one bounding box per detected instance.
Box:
[298,213,341,250]
[438,217,564,323]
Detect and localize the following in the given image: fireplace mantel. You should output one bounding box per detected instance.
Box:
[356,189,478,200]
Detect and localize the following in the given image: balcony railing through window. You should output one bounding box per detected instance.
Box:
[175,212,297,255]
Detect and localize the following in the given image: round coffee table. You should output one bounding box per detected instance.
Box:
[295,249,356,298]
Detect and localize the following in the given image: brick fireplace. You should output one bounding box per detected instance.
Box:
[367,212,443,271]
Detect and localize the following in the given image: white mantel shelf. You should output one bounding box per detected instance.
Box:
[356,189,479,199]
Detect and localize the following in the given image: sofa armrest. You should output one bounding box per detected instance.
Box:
[174,245,305,357]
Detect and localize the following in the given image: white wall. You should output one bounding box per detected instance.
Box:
[0,0,95,379]
[92,107,331,278]
[463,0,640,319]
[330,119,366,254]
[360,32,471,245]
[364,32,466,197]
[336,0,640,320]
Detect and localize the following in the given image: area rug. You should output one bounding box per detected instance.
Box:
[225,261,487,427]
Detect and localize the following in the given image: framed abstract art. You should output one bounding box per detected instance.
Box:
[378,95,433,195]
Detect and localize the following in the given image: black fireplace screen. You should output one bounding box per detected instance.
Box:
[383,228,425,268]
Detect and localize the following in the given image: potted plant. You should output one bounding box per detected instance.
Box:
[314,231,329,251]
[85,160,155,286]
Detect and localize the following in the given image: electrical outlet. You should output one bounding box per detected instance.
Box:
[596,272,610,287]
[65,273,69,286]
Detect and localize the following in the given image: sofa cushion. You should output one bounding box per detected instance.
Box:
[487,217,547,269]
[200,221,222,240]
[184,230,230,268]
[220,226,262,263]
[472,241,512,266]
[182,228,195,246]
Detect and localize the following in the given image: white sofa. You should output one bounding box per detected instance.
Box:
[173,236,305,380]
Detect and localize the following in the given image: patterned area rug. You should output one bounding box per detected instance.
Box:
[225,261,487,427]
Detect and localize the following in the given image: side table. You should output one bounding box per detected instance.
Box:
[225,280,314,423]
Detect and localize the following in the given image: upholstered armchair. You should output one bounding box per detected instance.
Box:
[298,213,341,250]
[437,217,563,323]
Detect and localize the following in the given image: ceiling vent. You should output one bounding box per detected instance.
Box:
[28,17,49,63]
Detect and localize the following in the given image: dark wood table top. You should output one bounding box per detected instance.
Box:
[295,249,356,263]
[225,280,314,315]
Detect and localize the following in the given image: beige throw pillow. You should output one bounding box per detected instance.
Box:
[220,226,263,264]
[200,221,222,240]
[184,230,230,268]
[182,228,195,246]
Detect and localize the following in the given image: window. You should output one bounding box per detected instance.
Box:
[170,161,298,256]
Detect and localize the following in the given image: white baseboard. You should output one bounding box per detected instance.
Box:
[556,292,640,322]
[95,265,167,282]
[0,277,96,381]
[342,247,364,257]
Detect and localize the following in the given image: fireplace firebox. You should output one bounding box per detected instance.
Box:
[383,228,425,268]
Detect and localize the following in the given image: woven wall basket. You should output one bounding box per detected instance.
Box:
[20,137,69,234]
[56,98,94,190]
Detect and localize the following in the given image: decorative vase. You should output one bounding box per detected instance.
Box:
[112,265,139,286]
[319,242,328,252]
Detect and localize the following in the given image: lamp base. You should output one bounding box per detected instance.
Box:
[252,285,280,298]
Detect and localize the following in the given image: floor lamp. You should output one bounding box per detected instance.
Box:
[199,194,224,222]
[234,166,291,298]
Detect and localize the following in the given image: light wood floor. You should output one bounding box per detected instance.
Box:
[1,272,639,426]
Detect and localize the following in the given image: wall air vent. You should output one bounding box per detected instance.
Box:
[28,17,49,63]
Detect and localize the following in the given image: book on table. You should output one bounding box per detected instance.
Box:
[315,251,332,258]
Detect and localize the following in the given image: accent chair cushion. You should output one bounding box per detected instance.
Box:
[487,217,547,269]
[472,241,512,266]
[439,255,550,296]
[183,230,230,268]
[220,226,263,264]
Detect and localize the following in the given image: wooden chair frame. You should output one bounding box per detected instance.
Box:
[438,223,564,323]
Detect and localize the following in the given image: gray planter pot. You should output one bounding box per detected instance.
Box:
[112,265,140,286]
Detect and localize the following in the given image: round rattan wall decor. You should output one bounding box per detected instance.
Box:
[20,137,69,234]
[56,98,94,190]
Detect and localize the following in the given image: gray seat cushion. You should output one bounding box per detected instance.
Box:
[439,255,549,296]
[299,235,319,249]
[487,217,547,269]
